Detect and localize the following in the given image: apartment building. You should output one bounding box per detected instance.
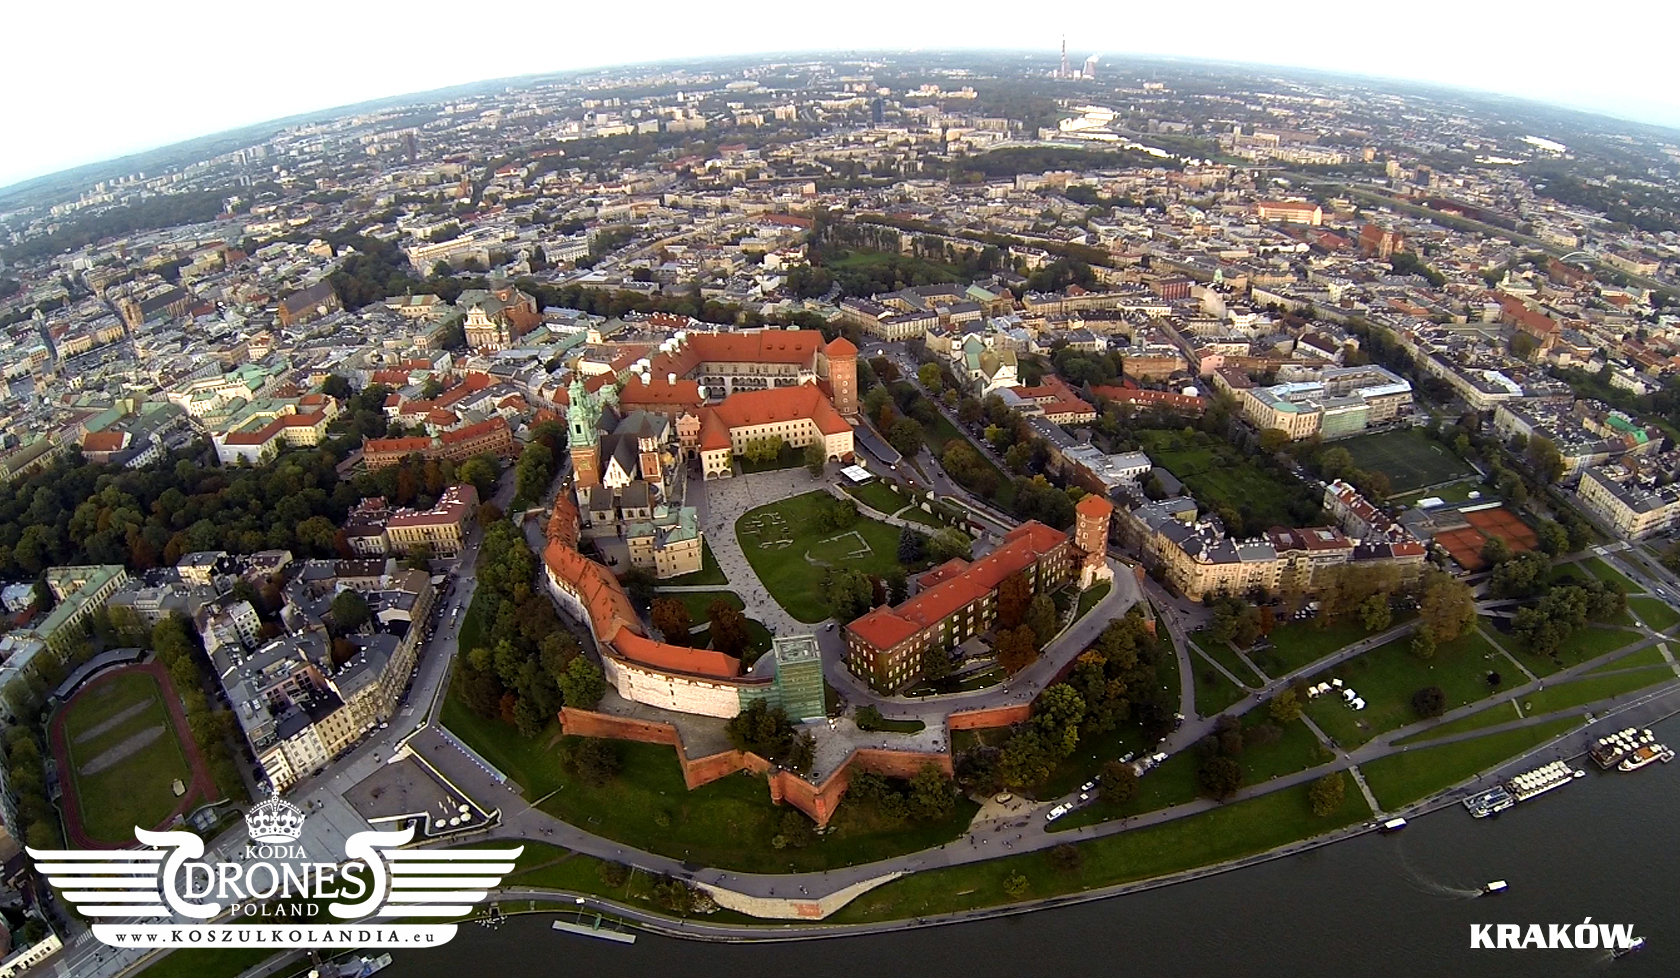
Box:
[384,484,478,556]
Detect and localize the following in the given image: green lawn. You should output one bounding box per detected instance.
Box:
[442,681,974,872]
[1361,717,1585,811]
[1136,429,1314,531]
[1584,643,1672,674]
[1393,700,1525,745]
[131,948,280,978]
[856,714,928,734]
[1514,668,1675,717]
[1339,427,1472,493]
[1048,749,1198,829]
[458,586,489,655]
[736,444,806,474]
[59,671,197,844]
[895,505,943,529]
[736,491,909,622]
[906,666,1005,696]
[1523,626,1644,675]
[842,479,911,516]
[834,774,1368,923]
[1250,617,1392,678]
[1302,630,1515,748]
[1581,557,1644,594]
[1040,723,1148,800]
[1190,630,1266,686]
[1074,580,1112,622]
[1628,595,1680,632]
[661,539,728,586]
[1193,657,1249,717]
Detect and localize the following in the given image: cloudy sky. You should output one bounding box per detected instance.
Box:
[6,0,1677,189]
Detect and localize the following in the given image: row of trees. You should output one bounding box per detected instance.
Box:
[725,700,814,772]
[153,614,245,798]
[453,521,605,736]
[649,597,762,663]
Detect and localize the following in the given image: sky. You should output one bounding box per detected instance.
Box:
[6,0,1678,190]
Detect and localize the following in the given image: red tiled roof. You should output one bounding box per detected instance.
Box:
[81,431,127,453]
[438,418,508,445]
[705,384,850,437]
[825,335,858,357]
[612,631,741,680]
[1076,495,1114,519]
[364,436,435,455]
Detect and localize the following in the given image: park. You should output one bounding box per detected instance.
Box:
[734,490,909,622]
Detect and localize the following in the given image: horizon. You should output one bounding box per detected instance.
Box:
[5,0,1679,193]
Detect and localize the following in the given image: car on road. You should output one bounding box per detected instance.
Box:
[1080,780,1096,792]
[1078,792,1091,803]
[1046,804,1069,822]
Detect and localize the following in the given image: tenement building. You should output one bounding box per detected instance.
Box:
[1576,459,1680,540]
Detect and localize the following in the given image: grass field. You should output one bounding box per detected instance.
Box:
[1361,717,1585,811]
[1393,700,1524,745]
[842,479,910,516]
[1393,478,1483,507]
[1303,631,1515,748]
[1248,616,1400,678]
[1628,596,1680,632]
[736,491,908,622]
[1135,429,1314,530]
[1338,428,1472,494]
[441,685,975,872]
[59,670,196,844]
[1190,630,1267,686]
[1584,643,1672,674]
[1514,668,1675,717]
[1538,626,1644,674]
[1193,656,1249,716]
[1074,581,1112,622]
[834,774,1368,923]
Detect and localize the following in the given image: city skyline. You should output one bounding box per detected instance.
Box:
[6,0,1679,192]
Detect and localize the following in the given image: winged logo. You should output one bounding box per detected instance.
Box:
[29,825,522,930]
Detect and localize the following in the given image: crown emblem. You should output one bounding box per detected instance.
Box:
[244,798,306,844]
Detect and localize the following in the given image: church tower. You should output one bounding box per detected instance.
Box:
[567,376,603,489]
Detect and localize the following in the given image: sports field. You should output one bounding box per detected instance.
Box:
[1339,428,1472,494]
[736,491,906,622]
[54,667,205,845]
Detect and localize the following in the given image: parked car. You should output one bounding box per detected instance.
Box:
[1046,804,1069,822]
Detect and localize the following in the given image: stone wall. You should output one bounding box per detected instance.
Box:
[557,707,767,789]
[561,708,951,827]
[947,703,1032,730]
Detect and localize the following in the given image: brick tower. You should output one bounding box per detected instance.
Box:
[1074,494,1115,589]
[819,335,859,418]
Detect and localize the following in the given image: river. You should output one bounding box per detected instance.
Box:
[385,719,1680,978]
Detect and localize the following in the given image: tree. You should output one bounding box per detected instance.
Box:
[1480,535,1512,567]
[927,527,972,563]
[1024,593,1059,647]
[884,565,909,604]
[907,764,956,821]
[569,738,621,786]
[558,656,605,710]
[997,572,1034,630]
[1308,773,1346,817]
[1418,571,1476,645]
[821,568,876,622]
[996,624,1039,675]
[1002,873,1030,898]
[897,527,926,564]
[1099,759,1138,803]
[1259,428,1292,454]
[887,417,924,458]
[513,442,555,508]
[1359,593,1392,632]
[650,597,692,645]
[917,362,944,395]
[708,600,752,659]
[1412,685,1446,718]
[803,440,826,477]
[1049,843,1083,873]
[1268,688,1302,724]
[330,590,371,633]
[725,700,799,763]
[1197,755,1244,800]
[1535,520,1569,557]
[460,456,499,497]
[620,566,658,606]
